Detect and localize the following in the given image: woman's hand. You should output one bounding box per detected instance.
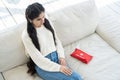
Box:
[60,66,72,76]
[59,58,66,66]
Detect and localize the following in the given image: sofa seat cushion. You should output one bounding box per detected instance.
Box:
[64,33,120,80]
[2,64,42,80]
[96,6,120,53]
[0,73,4,80]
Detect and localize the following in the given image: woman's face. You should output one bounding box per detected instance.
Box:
[31,12,45,28]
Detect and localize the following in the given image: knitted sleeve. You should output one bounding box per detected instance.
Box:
[22,30,61,72]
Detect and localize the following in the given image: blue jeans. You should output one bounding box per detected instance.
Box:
[35,51,82,80]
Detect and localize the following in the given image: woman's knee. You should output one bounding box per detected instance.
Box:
[70,71,82,80]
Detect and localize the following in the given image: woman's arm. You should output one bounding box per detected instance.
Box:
[22,31,61,72]
[55,34,65,59]
[47,19,65,59]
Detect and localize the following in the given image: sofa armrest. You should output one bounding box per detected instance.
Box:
[96,7,120,52]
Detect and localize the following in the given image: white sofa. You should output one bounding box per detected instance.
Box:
[0,0,120,80]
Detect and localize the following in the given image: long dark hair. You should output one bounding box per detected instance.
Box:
[25,2,56,75]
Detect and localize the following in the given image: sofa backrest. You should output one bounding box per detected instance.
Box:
[0,0,98,72]
[47,0,98,46]
[0,22,28,72]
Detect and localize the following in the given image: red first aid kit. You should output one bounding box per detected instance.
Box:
[71,48,93,64]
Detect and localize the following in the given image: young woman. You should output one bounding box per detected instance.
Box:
[22,2,82,80]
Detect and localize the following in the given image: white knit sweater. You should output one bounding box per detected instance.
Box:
[22,25,65,72]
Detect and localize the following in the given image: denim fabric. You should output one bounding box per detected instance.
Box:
[35,51,82,80]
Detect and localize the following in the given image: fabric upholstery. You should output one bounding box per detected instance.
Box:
[64,33,120,80]
[0,73,4,80]
[47,0,98,46]
[3,64,42,80]
[0,22,28,72]
[96,7,120,53]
